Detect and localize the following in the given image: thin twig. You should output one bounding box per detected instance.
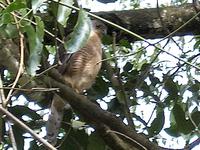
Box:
[0,87,59,92]
[36,64,58,77]
[187,102,200,135]
[156,0,184,52]
[0,75,17,149]
[111,32,134,128]
[5,0,25,106]
[0,76,6,107]
[0,75,5,144]
[0,106,57,150]
[7,121,17,150]
[97,48,143,64]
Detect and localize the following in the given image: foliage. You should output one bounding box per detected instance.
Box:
[0,0,199,150]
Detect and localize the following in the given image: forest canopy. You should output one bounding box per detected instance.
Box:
[0,0,200,150]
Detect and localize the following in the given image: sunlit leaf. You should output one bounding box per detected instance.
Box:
[45,45,56,55]
[36,16,44,40]
[119,39,132,48]
[3,0,26,13]
[25,16,44,76]
[71,120,86,129]
[0,13,12,25]
[64,9,92,53]
[137,59,147,70]
[57,0,74,27]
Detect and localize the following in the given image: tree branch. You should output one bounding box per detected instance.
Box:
[41,71,161,150]
[95,3,200,41]
[0,106,56,150]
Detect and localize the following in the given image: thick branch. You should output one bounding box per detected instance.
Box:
[93,3,200,42]
[0,39,19,75]
[41,72,161,150]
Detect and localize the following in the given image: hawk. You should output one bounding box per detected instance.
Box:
[46,20,107,145]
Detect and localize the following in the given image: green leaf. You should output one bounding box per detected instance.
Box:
[148,109,165,137]
[172,103,194,134]
[123,62,133,72]
[191,109,200,126]
[137,59,147,71]
[89,76,109,99]
[172,103,186,127]
[25,16,44,76]
[119,39,132,48]
[13,125,24,150]
[71,120,86,129]
[45,45,56,55]
[60,130,88,149]
[194,40,200,50]
[3,0,26,13]
[164,125,180,137]
[0,13,13,25]
[188,81,200,92]
[8,105,41,120]
[31,0,45,14]
[57,0,74,27]
[116,91,126,104]
[29,140,40,150]
[64,9,92,53]
[102,34,112,44]
[107,97,122,114]
[35,16,44,40]
[87,133,106,150]
[164,76,179,97]
[0,24,18,38]
[149,74,160,86]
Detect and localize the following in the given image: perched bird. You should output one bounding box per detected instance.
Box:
[46,20,107,146]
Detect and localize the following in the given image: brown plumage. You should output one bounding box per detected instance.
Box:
[46,20,107,145]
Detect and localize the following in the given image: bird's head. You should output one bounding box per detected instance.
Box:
[92,20,107,38]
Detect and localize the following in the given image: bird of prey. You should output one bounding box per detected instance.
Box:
[46,19,107,146]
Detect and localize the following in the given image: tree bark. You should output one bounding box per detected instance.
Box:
[94,3,200,42]
[41,70,162,150]
[1,3,200,150]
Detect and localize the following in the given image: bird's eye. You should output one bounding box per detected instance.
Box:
[96,25,102,29]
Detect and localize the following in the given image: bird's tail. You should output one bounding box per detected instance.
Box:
[46,94,69,146]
